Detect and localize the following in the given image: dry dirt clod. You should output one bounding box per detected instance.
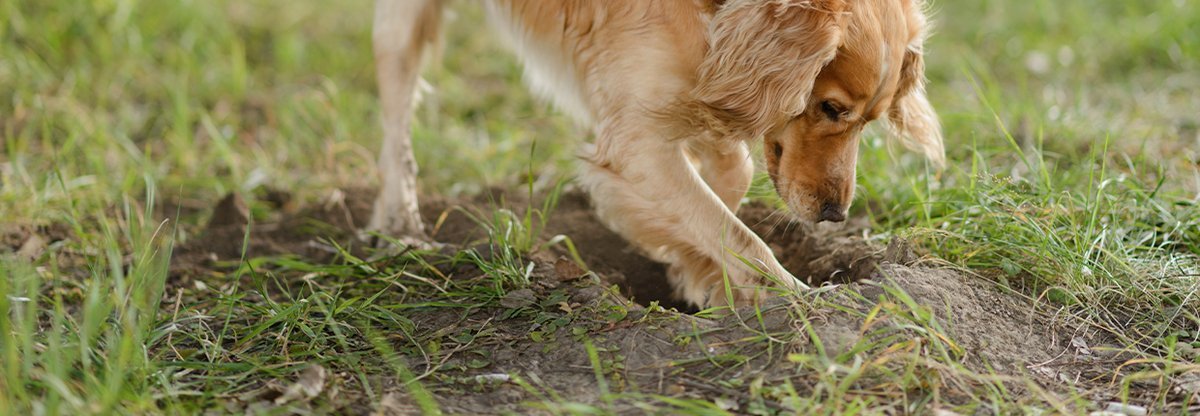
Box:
[261,188,296,212]
[572,285,606,304]
[207,193,250,229]
[883,237,918,265]
[500,289,537,309]
[16,234,47,261]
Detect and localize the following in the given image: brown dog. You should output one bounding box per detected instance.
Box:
[368,0,943,308]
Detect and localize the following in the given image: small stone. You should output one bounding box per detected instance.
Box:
[573,286,605,304]
[1093,402,1147,416]
[500,289,537,309]
[473,373,510,384]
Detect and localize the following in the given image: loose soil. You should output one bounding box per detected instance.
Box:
[142,187,1169,413]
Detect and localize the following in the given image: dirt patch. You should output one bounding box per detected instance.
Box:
[165,188,1157,413]
[413,190,888,312]
[741,203,883,286]
[171,187,886,307]
[2,223,73,262]
[170,189,372,283]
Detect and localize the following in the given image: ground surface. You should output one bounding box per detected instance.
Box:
[139,187,1178,414]
[2,0,1200,414]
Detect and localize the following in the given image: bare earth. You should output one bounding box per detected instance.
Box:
[155,188,1152,414]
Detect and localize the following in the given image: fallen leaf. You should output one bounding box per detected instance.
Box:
[1071,337,1092,356]
[375,392,420,416]
[16,234,46,261]
[714,397,738,411]
[275,364,327,405]
[553,256,586,280]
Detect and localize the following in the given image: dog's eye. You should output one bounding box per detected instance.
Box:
[820,101,842,121]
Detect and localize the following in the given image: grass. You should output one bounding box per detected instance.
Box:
[3,0,1199,414]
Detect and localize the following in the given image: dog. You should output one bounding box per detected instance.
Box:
[367,0,944,308]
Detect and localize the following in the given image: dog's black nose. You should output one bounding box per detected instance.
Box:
[819,202,845,223]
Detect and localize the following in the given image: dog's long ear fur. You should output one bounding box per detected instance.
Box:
[685,0,848,140]
[887,2,944,167]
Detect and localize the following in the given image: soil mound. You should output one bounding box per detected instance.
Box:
[165,188,1140,413]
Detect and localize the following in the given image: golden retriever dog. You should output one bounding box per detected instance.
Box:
[368,0,944,308]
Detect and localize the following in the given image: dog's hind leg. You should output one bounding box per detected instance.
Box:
[367,0,443,242]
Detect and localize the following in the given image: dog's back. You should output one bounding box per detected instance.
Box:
[481,1,716,128]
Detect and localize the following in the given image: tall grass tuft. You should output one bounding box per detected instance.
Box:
[1,188,173,414]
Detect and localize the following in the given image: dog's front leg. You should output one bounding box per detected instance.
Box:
[366,0,443,244]
[686,138,755,213]
[582,136,807,308]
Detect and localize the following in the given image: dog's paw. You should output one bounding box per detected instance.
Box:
[667,261,796,309]
[669,259,809,309]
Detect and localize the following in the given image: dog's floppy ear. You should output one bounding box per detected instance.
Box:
[887,5,944,167]
[687,0,848,140]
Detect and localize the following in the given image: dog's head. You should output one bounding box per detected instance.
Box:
[687,0,943,223]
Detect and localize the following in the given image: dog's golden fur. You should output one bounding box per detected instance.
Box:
[369,0,943,307]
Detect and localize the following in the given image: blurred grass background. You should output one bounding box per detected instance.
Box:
[2,1,1196,217]
[2,0,1199,413]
